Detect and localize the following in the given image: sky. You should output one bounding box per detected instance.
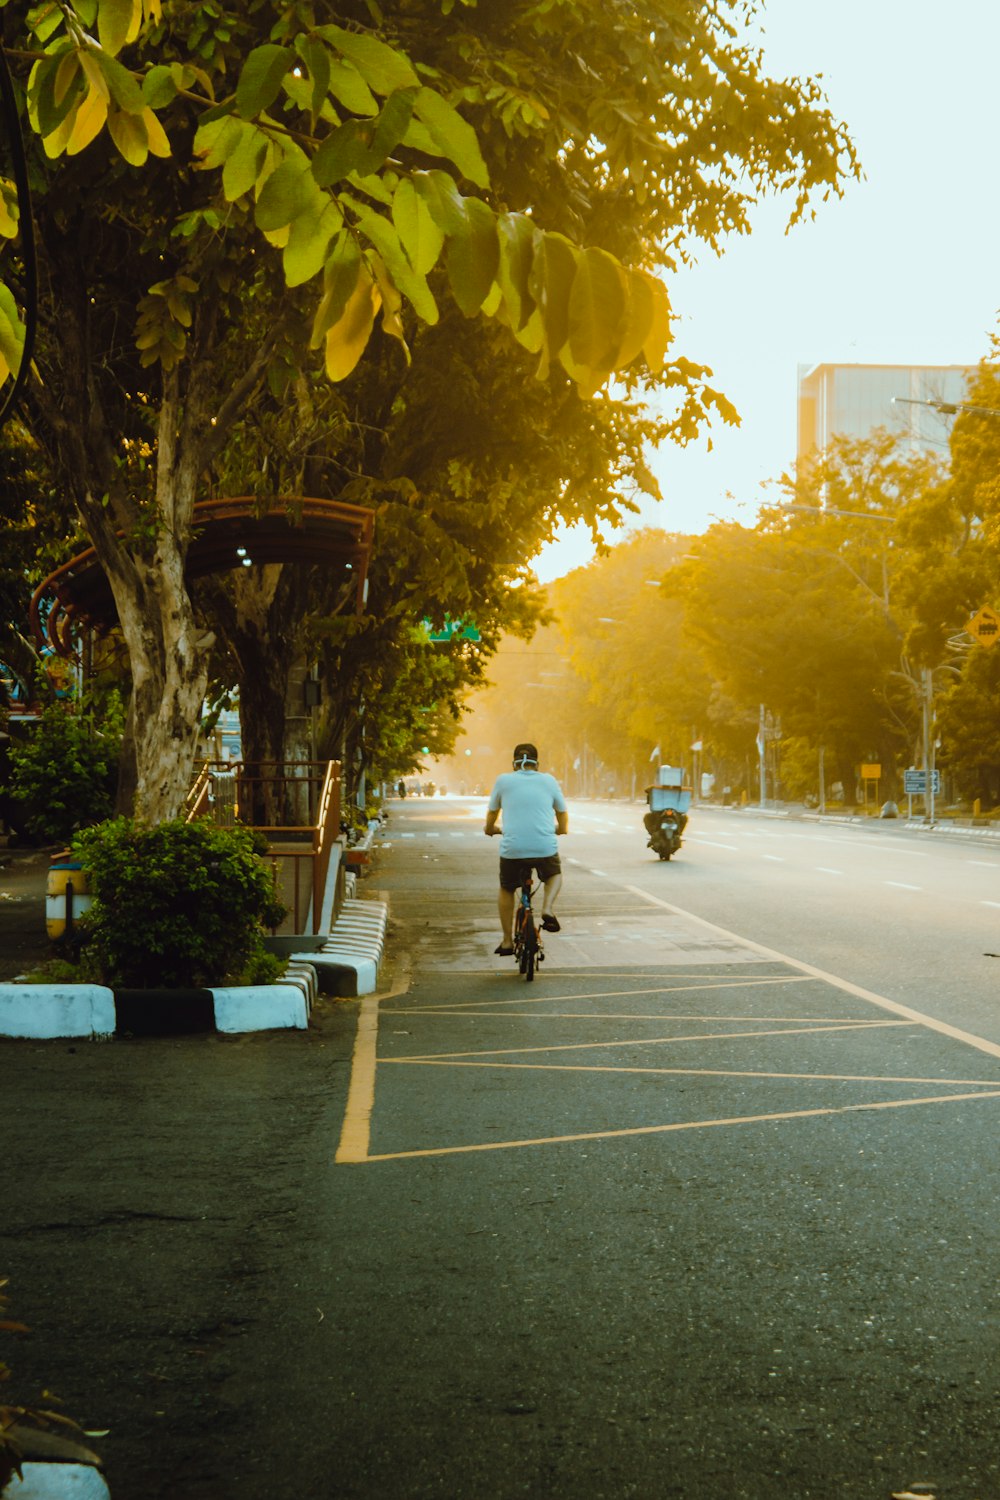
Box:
[532,0,1000,582]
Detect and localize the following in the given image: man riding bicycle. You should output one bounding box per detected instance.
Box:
[484,742,568,956]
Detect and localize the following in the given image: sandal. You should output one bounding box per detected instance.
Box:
[541,914,561,933]
[494,943,514,956]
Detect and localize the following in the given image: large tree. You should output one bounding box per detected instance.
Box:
[1,0,859,820]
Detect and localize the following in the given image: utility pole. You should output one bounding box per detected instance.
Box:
[758,705,767,808]
[921,667,936,825]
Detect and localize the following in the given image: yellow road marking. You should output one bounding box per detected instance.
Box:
[334,967,410,1165]
[359,1088,1000,1163]
[389,1019,908,1064]
[393,1009,897,1024]
[381,1058,1000,1088]
[623,884,1000,1063]
[382,975,818,1012]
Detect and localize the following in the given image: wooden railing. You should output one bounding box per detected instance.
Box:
[186,760,342,935]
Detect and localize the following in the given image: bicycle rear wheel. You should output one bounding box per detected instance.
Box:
[513,905,526,966]
[522,915,537,981]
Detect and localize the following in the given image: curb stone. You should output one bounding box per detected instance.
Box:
[0,899,388,1038]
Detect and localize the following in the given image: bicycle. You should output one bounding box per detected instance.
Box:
[512,867,544,982]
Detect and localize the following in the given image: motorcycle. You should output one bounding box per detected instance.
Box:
[643,766,692,861]
[644,806,687,860]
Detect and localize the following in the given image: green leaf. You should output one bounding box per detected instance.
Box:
[312,120,378,188]
[142,65,178,109]
[411,87,489,189]
[370,87,418,163]
[315,24,419,96]
[26,1,65,45]
[235,44,294,120]
[295,35,331,125]
[323,268,379,382]
[107,104,149,166]
[170,61,216,101]
[567,246,628,371]
[222,122,268,201]
[349,199,438,324]
[413,169,467,237]
[0,281,25,383]
[194,114,244,170]
[445,197,500,317]
[496,212,537,333]
[392,178,443,276]
[96,0,135,57]
[283,199,343,288]
[639,270,671,371]
[613,267,656,370]
[346,171,394,208]
[528,231,578,360]
[310,232,363,348]
[29,51,84,139]
[90,49,144,113]
[401,117,438,156]
[255,156,314,233]
[326,58,378,117]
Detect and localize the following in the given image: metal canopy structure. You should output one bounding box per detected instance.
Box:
[30,496,376,657]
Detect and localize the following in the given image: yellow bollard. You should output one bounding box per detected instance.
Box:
[46,857,92,942]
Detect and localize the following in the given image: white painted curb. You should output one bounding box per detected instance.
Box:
[0,984,116,1040]
[212,984,308,1033]
[0,894,388,1035]
[2,1464,111,1497]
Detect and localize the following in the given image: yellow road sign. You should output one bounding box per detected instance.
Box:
[968,605,1000,647]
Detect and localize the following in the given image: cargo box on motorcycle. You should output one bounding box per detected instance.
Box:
[647,766,691,815]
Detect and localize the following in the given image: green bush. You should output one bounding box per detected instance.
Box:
[8,704,121,844]
[71,818,287,988]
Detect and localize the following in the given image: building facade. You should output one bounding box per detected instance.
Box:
[796,362,973,462]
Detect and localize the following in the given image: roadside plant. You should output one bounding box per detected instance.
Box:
[71,818,287,988]
[7,701,122,845]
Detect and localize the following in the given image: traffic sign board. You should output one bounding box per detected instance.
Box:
[904,769,940,795]
[967,605,1000,647]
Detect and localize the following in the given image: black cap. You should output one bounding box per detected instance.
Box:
[513,742,538,767]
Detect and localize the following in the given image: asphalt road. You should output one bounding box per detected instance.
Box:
[3,797,999,1499]
[566,800,1000,1047]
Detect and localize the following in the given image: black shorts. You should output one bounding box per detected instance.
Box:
[499,855,561,892]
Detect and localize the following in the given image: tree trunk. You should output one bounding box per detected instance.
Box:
[202,566,303,824]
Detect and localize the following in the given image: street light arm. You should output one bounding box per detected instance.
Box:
[892,396,1000,419]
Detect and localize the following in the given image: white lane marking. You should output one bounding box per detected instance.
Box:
[886,881,921,891]
[982,901,1000,909]
[589,868,607,876]
[617,883,1000,1063]
[970,861,999,868]
[785,833,929,856]
[400,832,416,838]
[762,855,784,862]
[689,838,740,851]
[816,867,843,876]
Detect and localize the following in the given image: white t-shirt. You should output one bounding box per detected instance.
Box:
[488,769,566,858]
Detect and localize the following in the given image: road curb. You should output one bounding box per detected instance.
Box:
[0,900,388,1038]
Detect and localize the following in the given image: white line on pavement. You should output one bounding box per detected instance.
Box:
[616,882,1000,1063]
